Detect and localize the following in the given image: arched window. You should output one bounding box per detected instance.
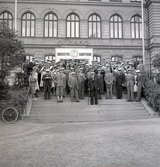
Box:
[110,14,123,38]
[66,13,80,38]
[44,13,58,37]
[131,15,142,39]
[21,12,35,37]
[0,11,13,29]
[88,14,101,38]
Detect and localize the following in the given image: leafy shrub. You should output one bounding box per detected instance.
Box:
[143,77,160,112]
[14,72,29,88]
[152,53,160,68]
[1,86,29,119]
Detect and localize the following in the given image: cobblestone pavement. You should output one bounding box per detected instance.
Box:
[0,118,160,167]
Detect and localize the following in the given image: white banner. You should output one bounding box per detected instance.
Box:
[55,48,93,64]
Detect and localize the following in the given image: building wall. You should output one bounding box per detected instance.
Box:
[0,0,149,69]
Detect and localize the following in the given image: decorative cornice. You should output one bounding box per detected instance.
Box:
[58,40,88,46]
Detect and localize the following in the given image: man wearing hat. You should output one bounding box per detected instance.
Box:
[42,69,52,100]
[76,67,86,99]
[136,69,144,102]
[116,68,125,99]
[104,68,113,99]
[54,68,66,102]
[68,72,79,102]
[88,72,99,105]
[125,68,135,102]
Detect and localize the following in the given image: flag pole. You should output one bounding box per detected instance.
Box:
[141,0,145,64]
[15,0,17,31]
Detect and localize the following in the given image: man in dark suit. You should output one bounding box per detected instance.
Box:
[42,69,52,100]
[116,68,125,99]
[88,72,99,105]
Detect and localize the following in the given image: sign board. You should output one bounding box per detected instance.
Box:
[55,48,93,64]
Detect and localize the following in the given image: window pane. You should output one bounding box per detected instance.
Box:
[31,21,34,36]
[97,22,100,38]
[45,21,48,37]
[140,23,142,38]
[67,22,70,37]
[76,22,79,37]
[93,15,96,21]
[22,21,25,36]
[89,22,92,37]
[27,13,30,19]
[71,22,75,37]
[135,23,139,38]
[27,21,30,36]
[54,22,57,37]
[49,21,52,37]
[119,23,122,38]
[97,16,100,22]
[110,23,113,38]
[45,15,48,20]
[93,22,96,37]
[71,14,74,20]
[115,23,118,38]
[67,15,70,21]
[89,16,92,21]
[54,15,57,20]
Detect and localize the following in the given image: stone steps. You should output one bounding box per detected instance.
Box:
[28,94,156,124]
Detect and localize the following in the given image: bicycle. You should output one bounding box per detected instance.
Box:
[1,107,19,124]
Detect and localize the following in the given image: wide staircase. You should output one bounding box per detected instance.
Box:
[28,93,158,124]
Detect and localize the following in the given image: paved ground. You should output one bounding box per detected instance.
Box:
[0,118,160,167]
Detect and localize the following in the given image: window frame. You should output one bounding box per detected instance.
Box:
[0,11,13,29]
[21,12,36,37]
[109,14,123,39]
[44,12,58,38]
[130,15,142,39]
[66,13,80,38]
[88,14,101,39]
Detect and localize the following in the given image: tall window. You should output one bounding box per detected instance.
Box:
[131,15,142,39]
[88,14,101,38]
[110,14,123,38]
[66,13,80,38]
[22,12,35,37]
[0,11,13,29]
[44,13,58,37]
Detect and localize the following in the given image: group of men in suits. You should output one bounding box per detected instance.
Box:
[26,57,145,104]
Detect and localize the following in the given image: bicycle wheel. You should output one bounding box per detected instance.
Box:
[2,107,18,123]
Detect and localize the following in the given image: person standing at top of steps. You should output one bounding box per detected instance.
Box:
[125,68,135,102]
[54,68,66,103]
[116,68,125,99]
[68,72,79,102]
[42,69,52,100]
[88,72,99,105]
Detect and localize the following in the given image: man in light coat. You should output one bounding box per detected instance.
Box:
[125,68,135,102]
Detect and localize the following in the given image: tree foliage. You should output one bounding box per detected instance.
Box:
[0,22,25,103]
[152,53,160,69]
[0,22,25,75]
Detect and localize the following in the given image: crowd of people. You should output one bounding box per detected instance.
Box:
[23,57,145,105]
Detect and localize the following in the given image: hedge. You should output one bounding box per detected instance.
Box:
[143,77,160,112]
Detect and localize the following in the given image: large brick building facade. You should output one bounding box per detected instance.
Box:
[0,0,160,73]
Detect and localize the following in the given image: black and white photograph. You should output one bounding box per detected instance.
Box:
[0,0,160,166]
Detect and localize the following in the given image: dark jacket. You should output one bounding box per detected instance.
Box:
[88,78,99,91]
